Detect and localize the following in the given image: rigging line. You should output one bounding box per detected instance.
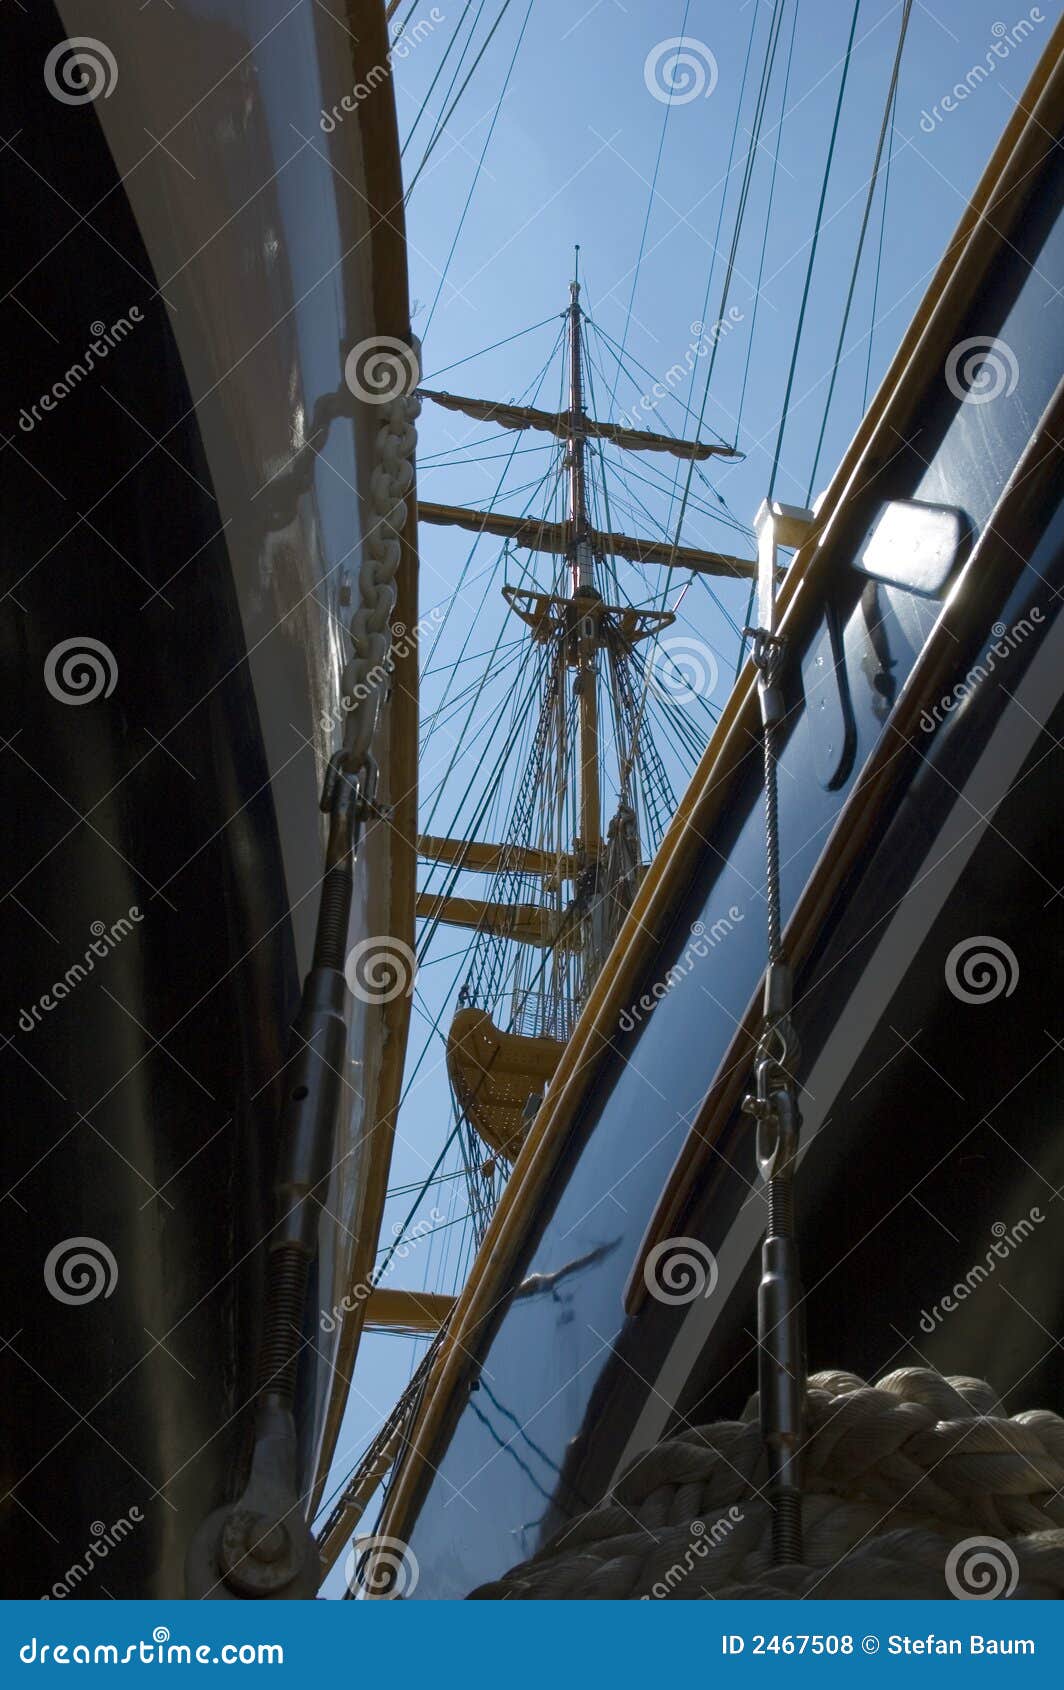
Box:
[418,648,527,750]
[417,451,561,762]
[373,1125,462,1283]
[582,335,751,534]
[386,1167,471,1199]
[663,0,768,526]
[422,633,526,677]
[864,40,900,410]
[423,0,535,337]
[375,1205,478,1262]
[418,651,542,826]
[805,0,912,504]
[399,0,477,157]
[419,320,566,680]
[412,660,548,1012]
[418,441,557,467]
[420,315,560,384]
[664,0,789,562]
[406,0,517,199]
[603,0,694,419]
[731,1,799,682]
[586,317,732,451]
[404,0,487,162]
[767,0,863,501]
[735,0,800,439]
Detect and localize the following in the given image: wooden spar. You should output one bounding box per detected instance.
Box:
[418,501,758,579]
[418,834,578,881]
[419,392,741,462]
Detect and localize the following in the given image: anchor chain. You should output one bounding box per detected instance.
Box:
[742,622,806,1566]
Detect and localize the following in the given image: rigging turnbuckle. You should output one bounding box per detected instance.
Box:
[742,613,807,1567]
[186,762,375,1599]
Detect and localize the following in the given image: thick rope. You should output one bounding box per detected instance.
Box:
[339,369,421,771]
[469,1369,1064,1599]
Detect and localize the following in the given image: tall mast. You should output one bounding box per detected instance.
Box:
[567,249,601,863]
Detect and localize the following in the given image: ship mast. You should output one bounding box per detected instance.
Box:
[416,264,749,1169]
[566,254,601,869]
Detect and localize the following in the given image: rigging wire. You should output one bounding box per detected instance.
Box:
[423,0,536,336]
[766,0,863,500]
[805,0,913,504]
[603,0,694,419]
[665,0,790,564]
[420,315,562,385]
[406,0,517,199]
[399,0,478,157]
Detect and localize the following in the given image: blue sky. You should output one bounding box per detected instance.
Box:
[318,0,1059,1588]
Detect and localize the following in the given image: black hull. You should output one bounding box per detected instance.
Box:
[1,4,297,1600]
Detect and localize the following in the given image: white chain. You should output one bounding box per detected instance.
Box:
[337,349,421,776]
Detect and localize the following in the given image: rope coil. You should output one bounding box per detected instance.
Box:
[469,1369,1064,1599]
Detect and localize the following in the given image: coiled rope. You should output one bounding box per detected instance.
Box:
[469,1369,1064,1599]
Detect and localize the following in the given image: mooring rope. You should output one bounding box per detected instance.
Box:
[469,1369,1064,1599]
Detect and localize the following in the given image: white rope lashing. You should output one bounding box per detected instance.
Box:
[469,1368,1064,1599]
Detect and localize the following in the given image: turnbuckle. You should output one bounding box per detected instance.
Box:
[743,1016,806,1566]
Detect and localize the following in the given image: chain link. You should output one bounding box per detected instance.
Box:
[328,342,421,800]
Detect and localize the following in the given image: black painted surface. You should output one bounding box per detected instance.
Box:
[1,7,298,1596]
